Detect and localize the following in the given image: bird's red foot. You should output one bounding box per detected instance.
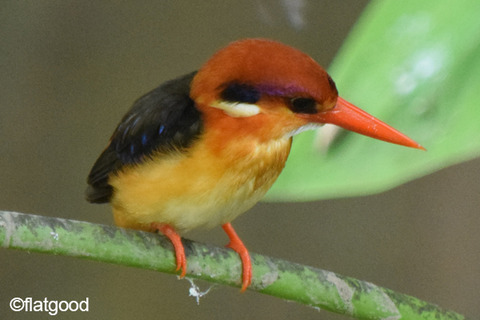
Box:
[151,223,187,278]
[222,223,251,292]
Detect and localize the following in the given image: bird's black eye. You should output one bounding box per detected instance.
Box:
[221,83,261,104]
[290,97,317,114]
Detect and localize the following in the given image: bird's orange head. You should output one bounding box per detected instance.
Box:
[190,38,423,149]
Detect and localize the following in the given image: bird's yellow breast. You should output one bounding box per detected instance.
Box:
[109,129,291,233]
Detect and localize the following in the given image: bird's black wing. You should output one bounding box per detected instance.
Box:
[86,71,203,203]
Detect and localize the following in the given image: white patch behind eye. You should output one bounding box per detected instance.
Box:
[211,100,261,117]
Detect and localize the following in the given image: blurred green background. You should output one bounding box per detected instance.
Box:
[1,1,478,319]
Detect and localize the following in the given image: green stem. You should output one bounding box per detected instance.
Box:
[0,210,469,320]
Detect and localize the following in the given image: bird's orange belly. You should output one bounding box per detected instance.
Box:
[108,136,291,233]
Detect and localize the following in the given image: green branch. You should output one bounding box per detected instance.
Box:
[0,210,469,320]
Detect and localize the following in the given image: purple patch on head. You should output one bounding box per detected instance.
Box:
[257,83,307,97]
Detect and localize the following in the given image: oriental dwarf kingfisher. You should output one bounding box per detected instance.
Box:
[86,38,423,292]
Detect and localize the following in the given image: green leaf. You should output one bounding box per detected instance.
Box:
[266,0,480,201]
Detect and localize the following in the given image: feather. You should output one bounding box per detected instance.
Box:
[86,71,203,203]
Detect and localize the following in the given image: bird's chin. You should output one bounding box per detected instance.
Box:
[285,123,322,138]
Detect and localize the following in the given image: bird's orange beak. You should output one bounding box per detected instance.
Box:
[313,97,425,150]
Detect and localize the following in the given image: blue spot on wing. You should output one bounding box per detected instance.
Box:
[86,71,202,203]
[108,72,202,164]
[141,133,149,146]
[158,125,165,135]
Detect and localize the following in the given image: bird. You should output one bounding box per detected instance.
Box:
[86,38,423,292]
